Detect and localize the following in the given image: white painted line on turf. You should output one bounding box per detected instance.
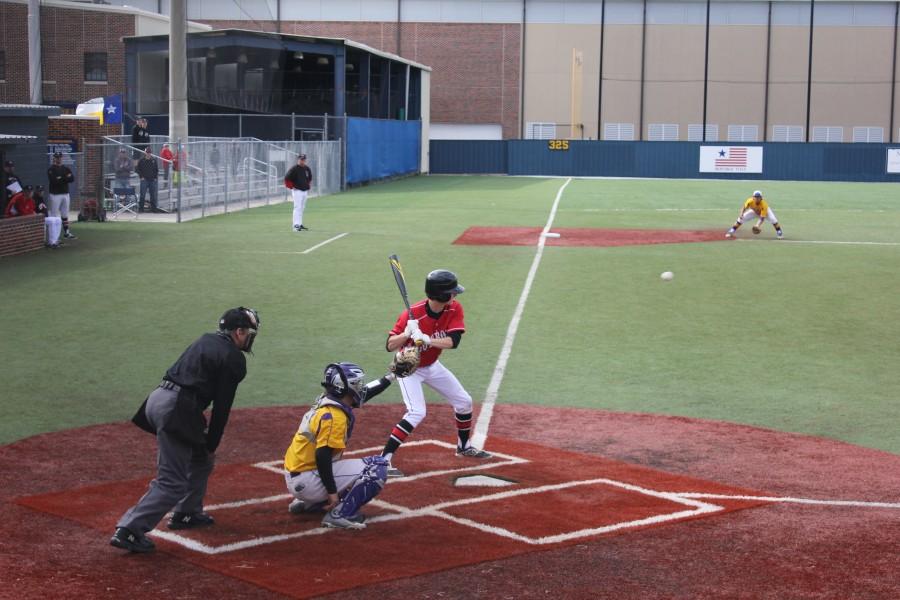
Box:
[739,239,900,247]
[675,492,900,509]
[301,232,348,254]
[471,178,572,449]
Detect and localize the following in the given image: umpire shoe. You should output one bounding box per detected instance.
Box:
[457,446,493,459]
[322,511,367,530]
[110,527,155,553]
[167,511,215,530]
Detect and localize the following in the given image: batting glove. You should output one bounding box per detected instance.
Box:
[405,319,420,337]
[412,331,431,347]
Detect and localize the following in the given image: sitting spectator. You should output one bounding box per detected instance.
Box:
[160,143,174,181]
[4,185,36,218]
[114,148,133,191]
[33,185,48,216]
[136,148,159,213]
[3,159,22,218]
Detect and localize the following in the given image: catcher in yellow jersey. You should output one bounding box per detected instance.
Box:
[725,190,784,239]
[283,362,394,529]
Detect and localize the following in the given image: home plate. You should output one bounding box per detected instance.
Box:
[454,474,518,487]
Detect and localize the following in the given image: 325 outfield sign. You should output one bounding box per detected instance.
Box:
[548,140,569,151]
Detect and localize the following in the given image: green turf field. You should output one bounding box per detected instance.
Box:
[3,175,899,453]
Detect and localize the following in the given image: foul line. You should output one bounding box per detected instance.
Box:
[471,178,572,450]
[302,232,349,254]
[738,238,900,247]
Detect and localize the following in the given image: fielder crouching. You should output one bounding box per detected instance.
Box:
[282,363,394,529]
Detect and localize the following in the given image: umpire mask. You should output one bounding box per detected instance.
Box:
[218,307,261,352]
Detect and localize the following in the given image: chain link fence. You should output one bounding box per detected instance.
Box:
[82,137,341,222]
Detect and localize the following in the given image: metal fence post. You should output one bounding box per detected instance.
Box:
[201,142,207,218]
[176,139,182,223]
[239,114,243,138]
[246,147,251,210]
[324,113,329,140]
[291,112,295,141]
[266,142,271,205]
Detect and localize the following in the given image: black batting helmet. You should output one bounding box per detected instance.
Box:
[425,270,464,302]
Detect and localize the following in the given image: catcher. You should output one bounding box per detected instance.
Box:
[725,190,784,239]
[380,269,491,478]
[282,362,394,529]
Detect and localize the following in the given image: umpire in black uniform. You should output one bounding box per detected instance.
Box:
[110,307,261,553]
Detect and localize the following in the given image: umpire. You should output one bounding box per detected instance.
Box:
[110,307,260,553]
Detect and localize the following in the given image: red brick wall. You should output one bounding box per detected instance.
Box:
[0,214,45,257]
[49,116,121,201]
[202,20,522,138]
[39,6,134,107]
[0,3,30,103]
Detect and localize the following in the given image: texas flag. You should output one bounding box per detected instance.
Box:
[102,94,123,125]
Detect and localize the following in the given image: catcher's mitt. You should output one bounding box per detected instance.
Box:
[752,226,761,235]
[390,346,421,378]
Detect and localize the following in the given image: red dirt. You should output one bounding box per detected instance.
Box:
[2,405,900,599]
[453,226,726,247]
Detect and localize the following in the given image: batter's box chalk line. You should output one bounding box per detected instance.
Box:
[148,439,900,555]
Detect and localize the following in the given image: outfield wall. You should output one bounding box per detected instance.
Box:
[430,141,900,183]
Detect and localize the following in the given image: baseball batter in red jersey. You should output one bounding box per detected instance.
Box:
[381,269,491,477]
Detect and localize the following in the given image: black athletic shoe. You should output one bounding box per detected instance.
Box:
[299,224,309,231]
[167,511,215,530]
[457,446,492,459]
[110,527,155,553]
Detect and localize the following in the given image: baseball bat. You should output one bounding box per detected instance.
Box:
[388,254,422,347]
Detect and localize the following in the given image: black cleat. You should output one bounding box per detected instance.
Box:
[456,446,493,459]
[167,511,215,530]
[110,527,155,553]
[299,224,309,231]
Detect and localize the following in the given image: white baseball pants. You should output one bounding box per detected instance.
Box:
[741,207,779,224]
[48,193,70,219]
[292,188,308,228]
[395,360,473,428]
[284,459,366,504]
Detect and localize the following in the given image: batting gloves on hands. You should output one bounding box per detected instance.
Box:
[405,319,420,337]
[411,331,431,347]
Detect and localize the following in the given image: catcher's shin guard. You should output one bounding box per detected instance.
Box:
[334,456,388,518]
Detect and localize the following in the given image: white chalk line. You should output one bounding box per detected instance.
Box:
[736,238,900,247]
[471,177,572,450]
[235,232,348,255]
[149,440,900,554]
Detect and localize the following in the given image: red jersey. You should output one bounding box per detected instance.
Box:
[390,299,465,367]
[4,192,36,218]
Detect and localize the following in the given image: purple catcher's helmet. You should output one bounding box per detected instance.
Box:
[322,362,367,407]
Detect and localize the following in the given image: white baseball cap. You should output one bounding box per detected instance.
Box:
[752,190,762,198]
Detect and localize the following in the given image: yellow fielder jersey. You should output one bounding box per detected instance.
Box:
[283,401,352,474]
[743,197,769,218]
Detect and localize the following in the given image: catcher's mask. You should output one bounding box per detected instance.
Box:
[322,362,367,408]
[218,307,261,352]
[425,270,465,302]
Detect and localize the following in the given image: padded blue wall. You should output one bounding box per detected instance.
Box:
[430,140,900,183]
[347,118,420,184]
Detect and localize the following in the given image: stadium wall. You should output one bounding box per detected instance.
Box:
[430,140,900,183]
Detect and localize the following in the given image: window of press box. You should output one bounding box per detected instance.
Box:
[84,52,108,82]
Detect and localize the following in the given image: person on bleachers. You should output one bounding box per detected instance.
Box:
[114,148,133,191]
[136,148,160,213]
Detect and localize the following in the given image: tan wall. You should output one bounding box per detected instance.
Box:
[811,26,895,136]
[523,23,601,139]
[707,25,768,141]
[598,25,643,138]
[767,26,811,138]
[643,24,706,139]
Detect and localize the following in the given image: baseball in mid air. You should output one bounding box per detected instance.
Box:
[660,271,674,281]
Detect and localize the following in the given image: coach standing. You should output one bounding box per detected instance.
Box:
[47,152,76,239]
[110,307,261,554]
[284,153,313,232]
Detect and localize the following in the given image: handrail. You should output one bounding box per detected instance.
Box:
[241,156,277,178]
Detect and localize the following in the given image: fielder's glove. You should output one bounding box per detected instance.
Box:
[752,226,761,235]
[390,346,421,378]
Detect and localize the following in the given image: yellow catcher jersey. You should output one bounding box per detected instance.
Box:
[743,197,769,217]
[283,401,352,474]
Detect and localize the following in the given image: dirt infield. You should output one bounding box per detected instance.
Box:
[453,226,726,247]
[3,405,900,599]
